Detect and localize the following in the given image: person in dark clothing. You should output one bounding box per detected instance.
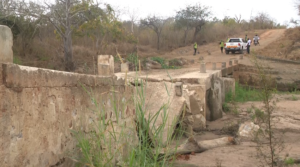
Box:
[193,42,197,55]
[220,40,224,53]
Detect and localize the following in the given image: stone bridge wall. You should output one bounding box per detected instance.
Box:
[0,63,135,167]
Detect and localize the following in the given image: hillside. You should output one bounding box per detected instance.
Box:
[256,27,300,61]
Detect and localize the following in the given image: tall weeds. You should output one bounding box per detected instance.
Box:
[71,76,184,167]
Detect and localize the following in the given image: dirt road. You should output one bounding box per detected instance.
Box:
[160,29,286,64]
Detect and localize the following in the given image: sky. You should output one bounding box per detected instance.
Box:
[104,0,299,25]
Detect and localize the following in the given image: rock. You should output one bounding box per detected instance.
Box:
[179,58,188,65]
[238,121,259,138]
[193,114,206,131]
[145,58,162,70]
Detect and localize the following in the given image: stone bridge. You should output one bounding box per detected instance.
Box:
[0,25,249,167]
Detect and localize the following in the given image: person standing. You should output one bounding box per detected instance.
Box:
[220,40,224,53]
[245,34,248,42]
[246,38,252,54]
[194,42,198,55]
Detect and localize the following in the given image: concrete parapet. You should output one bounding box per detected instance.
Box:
[222,78,235,103]
[222,62,226,69]
[98,55,114,76]
[175,82,183,96]
[0,25,13,63]
[234,59,238,64]
[0,63,134,167]
[221,68,227,77]
[212,63,216,70]
[1,63,124,88]
[200,63,206,73]
[121,63,129,73]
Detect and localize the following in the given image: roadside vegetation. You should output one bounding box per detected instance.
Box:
[71,79,184,167]
[0,0,286,73]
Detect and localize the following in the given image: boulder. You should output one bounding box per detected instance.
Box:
[145,58,162,70]
[238,121,259,138]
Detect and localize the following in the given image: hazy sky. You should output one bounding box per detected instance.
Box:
[104,0,299,25]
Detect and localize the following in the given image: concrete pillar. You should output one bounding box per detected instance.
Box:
[175,82,183,96]
[98,55,114,76]
[212,63,216,70]
[234,59,238,64]
[200,63,206,73]
[221,62,226,69]
[229,60,233,66]
[239,55,243,60]
[0,25,13,63]
[121,63,129,72]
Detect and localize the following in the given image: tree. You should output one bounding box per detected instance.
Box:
[127,8,139,34]
[21,0,92,71]
[222,16,236,26]
[234,14,242,24]
[140,15,167,50]
[0,0,18,17]
[175,3,211,43]
[253,12,274,29]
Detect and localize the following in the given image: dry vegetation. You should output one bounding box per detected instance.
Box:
[1,1,286,74]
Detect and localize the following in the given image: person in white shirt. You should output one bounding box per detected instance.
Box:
[246,38,252,54]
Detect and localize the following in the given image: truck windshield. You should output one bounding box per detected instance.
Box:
[229,39,240,42]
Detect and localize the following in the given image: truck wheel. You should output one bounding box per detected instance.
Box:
[225,50,229,54]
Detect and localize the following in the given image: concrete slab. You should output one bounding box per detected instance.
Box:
[142,82,187,145]
[116,69,221,90]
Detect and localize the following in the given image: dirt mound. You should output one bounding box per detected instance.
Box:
[256,28,300,61]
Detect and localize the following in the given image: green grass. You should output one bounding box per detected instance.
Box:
[284,158,295,165]
[222,103,230,113]
[71,78,184,167]
[291,95,298,101]
[127,53,138,65]
[13,56,22,65]
[225,82,264,103]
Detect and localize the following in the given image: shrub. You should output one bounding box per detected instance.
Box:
[151,57,180,69]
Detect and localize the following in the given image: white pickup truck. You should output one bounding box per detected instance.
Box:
[224,38,247,54]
